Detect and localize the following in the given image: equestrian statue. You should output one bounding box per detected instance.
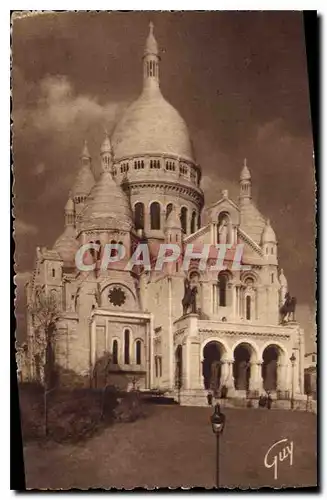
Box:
[280,292,297,323]
[182,278,198,315]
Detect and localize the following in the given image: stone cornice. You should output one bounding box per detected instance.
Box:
[198,328,291,340]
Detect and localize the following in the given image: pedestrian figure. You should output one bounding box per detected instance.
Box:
[207,392,213,406]
[267,392,272,410]
[258,394,267,408]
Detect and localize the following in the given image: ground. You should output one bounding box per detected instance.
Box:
[23,405,317,489]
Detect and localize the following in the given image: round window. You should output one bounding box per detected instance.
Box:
[108,287,126,307]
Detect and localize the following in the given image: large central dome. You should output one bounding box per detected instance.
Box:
[111,23,195,163]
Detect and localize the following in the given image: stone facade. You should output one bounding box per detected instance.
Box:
[24,24,305,403]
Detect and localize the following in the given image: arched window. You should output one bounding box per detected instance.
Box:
[246,295,251,320]
[218,273,227,307]
[180,207,188,234]
[113,339,118,364]
[166,203,173,220]
[197,214,201,230]
[124,329,130,365]
[52,269,55,278]
[135,340,142,365]
[191,211,196,234]
[134,202,144,230]
[150,202,161,230]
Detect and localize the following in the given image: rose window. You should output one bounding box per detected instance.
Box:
[108,287,126,307]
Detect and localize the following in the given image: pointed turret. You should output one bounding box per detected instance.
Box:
[64,193,75,227]
[72,140,95,216]
[239,158,252,205]
[100,131,113,172]
[53,193,78,267]
[143,21,160,92]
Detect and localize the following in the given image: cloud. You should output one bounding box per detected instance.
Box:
[16,75,127,136]
[14,219,38,236]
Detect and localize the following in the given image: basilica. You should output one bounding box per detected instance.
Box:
[25,24,305,405]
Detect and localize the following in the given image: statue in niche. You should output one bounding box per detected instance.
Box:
[218,218,228,244]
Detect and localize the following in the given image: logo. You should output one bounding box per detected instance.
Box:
[264,438,294,480]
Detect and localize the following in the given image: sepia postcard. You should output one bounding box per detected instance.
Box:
[13,10,317,490]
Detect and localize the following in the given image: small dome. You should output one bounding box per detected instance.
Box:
[261,219,276,244]
[81,140,91,159]
[53,227,79,266]
[240,159,251,181]
[80,171,133,231]
[279,268,287,286]
[100,133,112,154]
[165,208,181,230]
[65,197,74,211]
[72,164,95,197]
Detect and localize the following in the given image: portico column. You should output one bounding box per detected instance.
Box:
[161,209,166,233]
[232,286,237,318]
[144,207,150,233]
[277,363,287,391]
[249,361,264,393]
[221,359,234,390]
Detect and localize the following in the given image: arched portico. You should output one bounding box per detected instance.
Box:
[233,342,258,391]
[261,344,287,392]
[202,341,227,391]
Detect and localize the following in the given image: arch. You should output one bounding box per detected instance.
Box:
[124,328,130,365]
[150,201,161,230]
[191,211,196,234]
[202,341,227,391]
[166,203,173,220]
[233,342,258,391]
[134,202,145,230]
[180,206,188,234]
[135,339,142,365]
[261,344,286,392]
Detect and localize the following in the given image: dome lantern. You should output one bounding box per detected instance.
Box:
[143,21,160,92]
[239,158,252,204]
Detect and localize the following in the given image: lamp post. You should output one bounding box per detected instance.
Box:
[290,353,296,410]
[210,403,226,488]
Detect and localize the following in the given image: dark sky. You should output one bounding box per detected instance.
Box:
[12,11,316,346]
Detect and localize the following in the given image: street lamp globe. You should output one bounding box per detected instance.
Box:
[210,404,226,435]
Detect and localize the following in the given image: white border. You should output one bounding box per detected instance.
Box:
[5,5,323,496]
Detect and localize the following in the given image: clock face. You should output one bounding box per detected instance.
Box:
[108,287,126,307]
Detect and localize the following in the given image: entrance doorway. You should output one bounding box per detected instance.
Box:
[233,343,253,391]
[202,341,224,391]
[262,345,282,391]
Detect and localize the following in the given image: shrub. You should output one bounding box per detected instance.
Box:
[113,390,146,423]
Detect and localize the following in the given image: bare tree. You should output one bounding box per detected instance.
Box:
[28,290,60,436]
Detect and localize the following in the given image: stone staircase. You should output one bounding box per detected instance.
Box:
[171,389,317,413]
